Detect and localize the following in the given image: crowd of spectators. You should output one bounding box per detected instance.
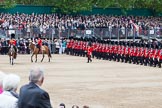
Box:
[0,68,90,108]
[0,13,161,39]
[0,13,161,55]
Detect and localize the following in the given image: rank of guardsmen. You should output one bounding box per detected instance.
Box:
[66,37,162,68]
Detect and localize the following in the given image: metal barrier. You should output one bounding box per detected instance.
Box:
[0,27,161,41]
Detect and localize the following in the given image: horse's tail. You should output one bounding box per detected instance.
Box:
[48,48,52,58]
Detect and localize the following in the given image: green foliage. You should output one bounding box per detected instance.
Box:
[53,0,95,13]
[1,0,16,8]
[1,0,162,14]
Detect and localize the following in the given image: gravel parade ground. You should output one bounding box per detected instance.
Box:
[0,54,162,108]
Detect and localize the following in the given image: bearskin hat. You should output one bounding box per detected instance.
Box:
[11,33,15,39]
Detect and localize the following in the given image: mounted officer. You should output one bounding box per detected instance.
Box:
[9,33,17,58]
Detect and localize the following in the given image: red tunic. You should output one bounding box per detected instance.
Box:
[157,49,162,60]
[149,49,154,58]
[144,48,148,58]
[87,47,93,56]
[124,47,128,55]
[38,39,42,46]
[67,40,71,48]
[9,39,16,46]
[128,47,131,56]
[130,47,134,56]
[139,47,144,57]
[93,43,97,51]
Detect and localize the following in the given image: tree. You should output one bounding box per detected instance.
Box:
[0,0,16,8]
[1,0,162,14]
[53,0,95,13]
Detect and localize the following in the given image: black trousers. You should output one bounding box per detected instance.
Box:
[158,60,162,68]
[125,55,129,63]
[87,54,92,63]
[144,57,149,66]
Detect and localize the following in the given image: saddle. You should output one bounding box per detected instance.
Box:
[37,46,46,54]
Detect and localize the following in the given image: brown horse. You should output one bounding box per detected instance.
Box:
[29,42,52,62]
[8,45,17,65]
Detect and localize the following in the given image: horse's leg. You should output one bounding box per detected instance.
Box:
[12,57,14,65]
[48,57,50,62]
[35,54,37,63]
[48,52,50,62]
[47,48,51,62]
[41,52,45,62]
[10,56,11,64]
[31,53,34,62]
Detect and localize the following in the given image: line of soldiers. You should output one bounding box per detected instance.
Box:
[66,38,162,68]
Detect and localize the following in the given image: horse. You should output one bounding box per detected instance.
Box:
[29,42,52,62]
[8,45,17,65]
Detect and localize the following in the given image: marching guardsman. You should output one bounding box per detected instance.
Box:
[9,34,17,57]
[103,43,108,60]
[152,45,158,67]
[154,45,162,68]
[71,39,76,56]
[92,41,97,58]
[116,42,121,62]
[149,45,154,66]
[96,42,99,59]
[106,43,110,60]
[109,43,113,61]
[143,44,149,66]
[121,42,125,62]
[99,43,103,60]
[78,40,81,56]
[130,44,134,63]
[74,40,78,56]
[157,45,162,68]
[79,39,82,56]
[113,42,118,61]
[70,38,74,55]
[132,43,136,64]
[83,40,88,57]
[139,44,144,65]
[66,39,71,55]
[86,43,93,63]
[136,44,140,65]
[127,43,131,63]
[101,43,105,60]
[124,43,129,63]
[105,44,109,60]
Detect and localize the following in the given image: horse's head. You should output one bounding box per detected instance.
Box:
[8,45,15,56]
[29,41,35,50]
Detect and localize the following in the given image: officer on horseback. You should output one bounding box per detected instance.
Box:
[36,34,42,53]
[9,33,17,58]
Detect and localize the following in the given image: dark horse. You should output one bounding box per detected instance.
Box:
[8,45,17,65]
[29,42,52,62]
